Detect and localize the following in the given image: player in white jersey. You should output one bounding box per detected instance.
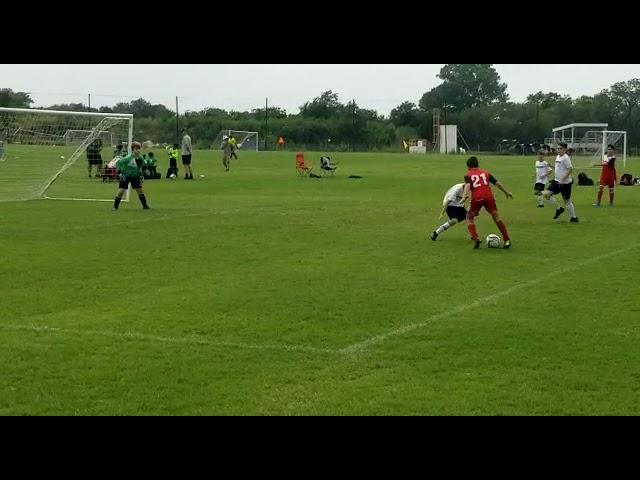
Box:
[430,183,467,241]
[534,150,553,208]
[542,143,579,223]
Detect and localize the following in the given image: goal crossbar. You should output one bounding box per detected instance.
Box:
[0,107,134,202]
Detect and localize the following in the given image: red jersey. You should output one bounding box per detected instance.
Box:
[465,168,497,201]
[601,155,617,177]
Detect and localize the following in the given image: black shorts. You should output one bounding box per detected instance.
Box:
[182,154,192,165]
[118,176,143,189]
[534,182,546,192]
[548,180,573,200]
[88,154,103,165]
[446,206,467,222]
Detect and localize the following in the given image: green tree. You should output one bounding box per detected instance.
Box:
[46,103,97,112]
[526,91,566,108]
[419,64,508,112]
[606,79,640,129]
[390,101,422,127]
[111,98,173,118]
[251,106,287,119]
[300,91,344,119]
[0,88,33,108]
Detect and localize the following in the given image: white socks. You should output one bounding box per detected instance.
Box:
[436,219,458,235]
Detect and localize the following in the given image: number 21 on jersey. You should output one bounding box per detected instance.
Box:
[471,173,488,188]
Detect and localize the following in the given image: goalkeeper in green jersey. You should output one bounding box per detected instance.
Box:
[112,141,150,211]
[143,151,158,177]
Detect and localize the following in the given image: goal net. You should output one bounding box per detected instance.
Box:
[569,130,628,171]
[0,107,133,202]
[546,124,628,171]
[64,129,114,147]
[213,130,259,152]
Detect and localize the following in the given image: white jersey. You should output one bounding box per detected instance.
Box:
[535,160,551,184]
[554,154,573,184]
[443,183,465,208]
[181,134,192,155]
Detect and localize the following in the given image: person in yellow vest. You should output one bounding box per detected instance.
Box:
[168,143,180,168]
[229,135,238,160]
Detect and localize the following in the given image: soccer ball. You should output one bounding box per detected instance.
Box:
[486,234,502,249]
[169,173,176,180]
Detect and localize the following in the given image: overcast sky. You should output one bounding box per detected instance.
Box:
[2,64,639,115]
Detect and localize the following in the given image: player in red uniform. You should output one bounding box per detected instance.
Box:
[594,144,617,207]
[461,156,514,249]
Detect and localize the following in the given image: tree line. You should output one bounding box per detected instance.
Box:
[2,65,640,153]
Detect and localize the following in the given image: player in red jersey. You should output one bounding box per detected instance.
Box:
[594,144,617,207]
[460,156,514,250]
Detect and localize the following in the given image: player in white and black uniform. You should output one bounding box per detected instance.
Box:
[430,183,467,241]
[534,150,552,208]
[543,143,579,223]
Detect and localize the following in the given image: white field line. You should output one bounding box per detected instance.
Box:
[339,243,640,354]
[0,323,335,355]
[3,244,638,357]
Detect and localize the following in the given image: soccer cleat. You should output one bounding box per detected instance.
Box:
[503,240,512,249]
[553,207,565,219]
[537,204,544,208]
[430,231,438,241]
[592,203,600,207]
[473,239,482,250]
[143,206,151,210]
[607,204,614,208]
[570,217,579,223]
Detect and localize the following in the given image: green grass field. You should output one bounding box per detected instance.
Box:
[1,146,640,415]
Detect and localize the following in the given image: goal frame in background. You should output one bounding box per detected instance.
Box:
[546,123,628,169]
[0,107,133,202]
[600,130,628,169]
[214,129,260,152]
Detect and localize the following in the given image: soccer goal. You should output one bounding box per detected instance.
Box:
[547,123,628,170]
[63,129,114,147]
[596,130,628,168]
[213,130,259,151]
[0,107,133,203]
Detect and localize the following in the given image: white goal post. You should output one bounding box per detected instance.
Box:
[0,107,133,202]
[546,123,628,169]
[599,130,627,168]
[214,130,259,151]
